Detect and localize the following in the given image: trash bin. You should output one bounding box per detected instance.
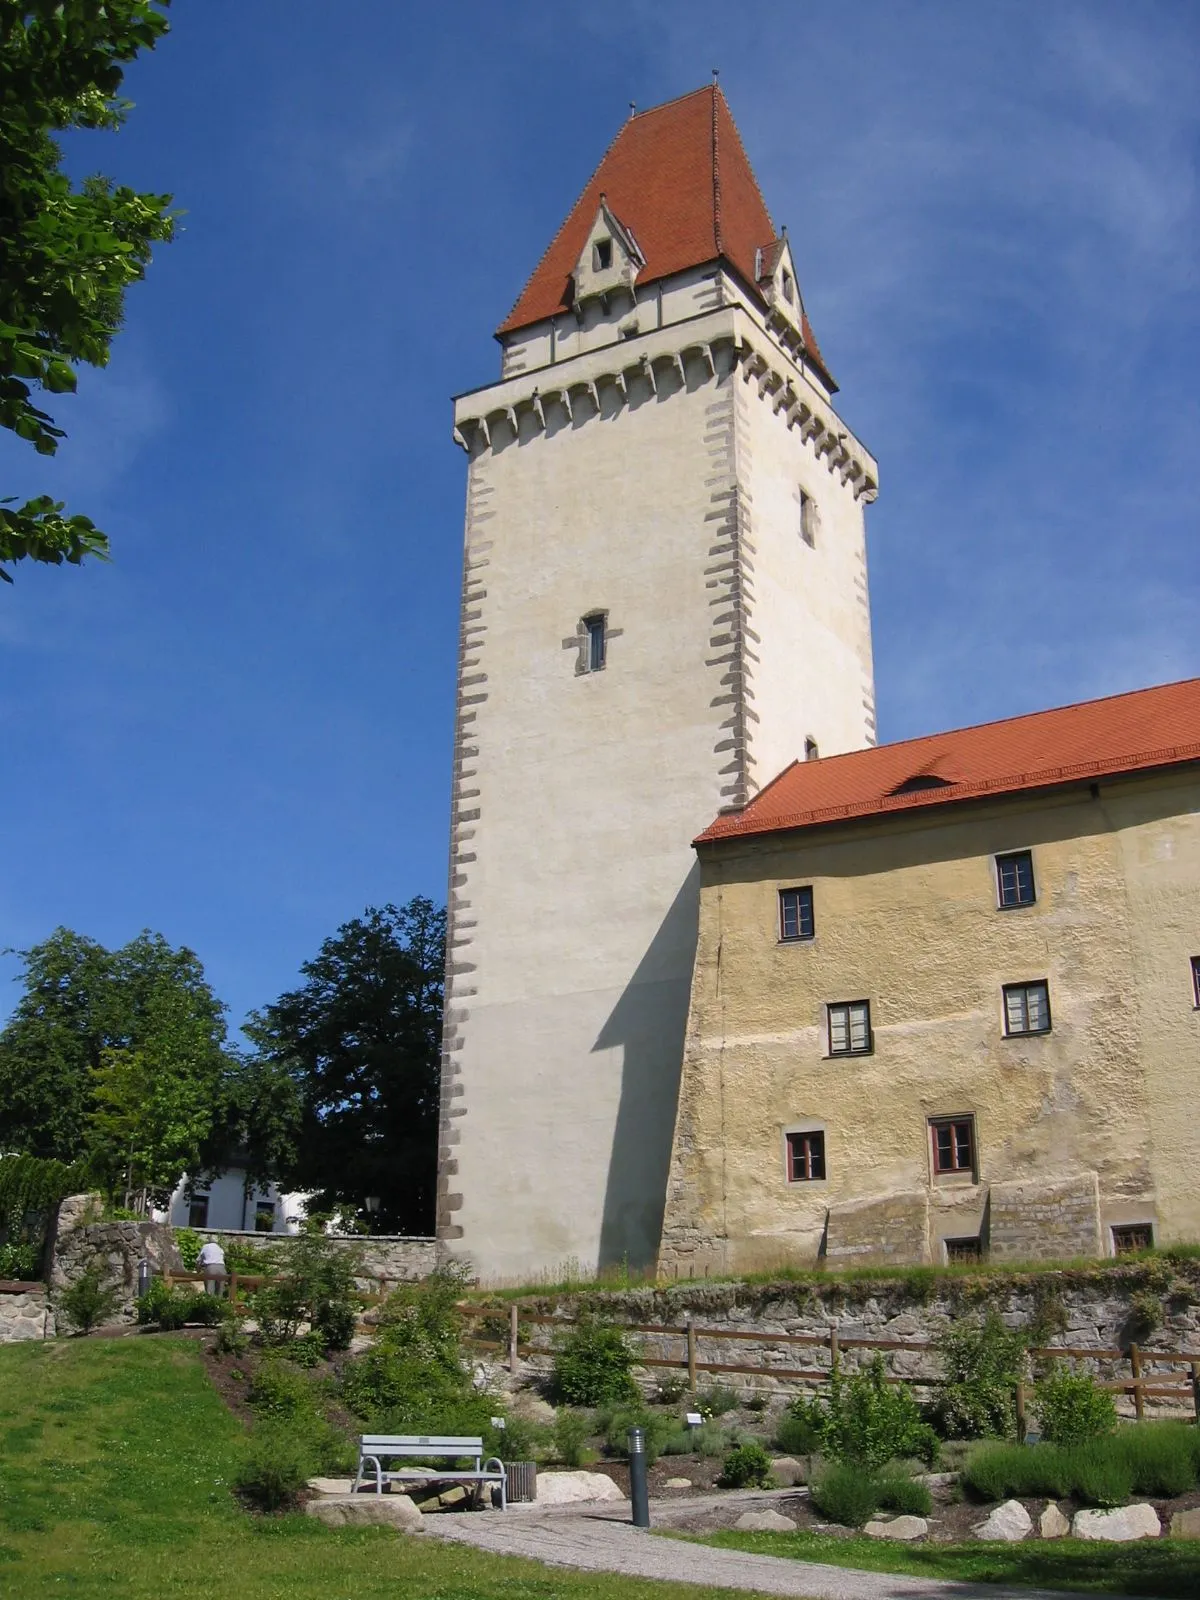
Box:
[505,1461,537,1504]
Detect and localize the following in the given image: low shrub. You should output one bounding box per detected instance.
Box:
[252,1232,361,1351]
[286,1330,328,1368]
[1119,1421,1199,1497]
[933,1311,1026,1441]
[247,1359,318,1421]
[695,1383,740,1418]
[496,1413,548,1463]
[215,1319,249,1357]
[599,1407,672,1466]
[962,1442,1072,1502]
[775,1404,823,1457]
[553,1408,591,1468]
[744,1391,770,1413]
[811,1461,880,1528]
[803,1356,939,1470]
[58,1266,122,1334]
[719,1441,774,1489]
[877,1471,933,1517]
[652,1375,687,1405]
[1070,1444,1133,1509]
[234,1425,312,1511]
[552,1318,639,1407]
[137,1282,226,1330]
[660,1420,733,1459]
[1033,1366,1117,1446]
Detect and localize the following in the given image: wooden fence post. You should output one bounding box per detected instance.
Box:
[686,1319,697,1393]
[1130,1345,1144,1421]
[1015,1382,1027,1443]
[509,1303,520,1375]
[229,1272,238,1307]
[1191,1362,1200,1424]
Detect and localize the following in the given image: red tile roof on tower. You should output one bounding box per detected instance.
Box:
[696,677,1200,845]
[498,85,833,387]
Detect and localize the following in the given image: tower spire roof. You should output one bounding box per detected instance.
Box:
[497,85,832,384]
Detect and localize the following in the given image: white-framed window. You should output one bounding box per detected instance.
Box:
[828,1000,871,1056]
[1003,980,1051,1036]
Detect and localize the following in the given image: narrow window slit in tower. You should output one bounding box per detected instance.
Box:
[584,614,607,672]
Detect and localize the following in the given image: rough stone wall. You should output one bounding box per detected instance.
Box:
[989,1173,1102,1262]
[193,1230,438,1283]
[504,1266,1200,1410]
[825,1191,930,1267]
[0,1282,50,1342]
[48,1195,181,1324]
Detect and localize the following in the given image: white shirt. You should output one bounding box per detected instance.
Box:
[197,1242,226,1271]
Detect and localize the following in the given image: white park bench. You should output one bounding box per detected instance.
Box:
[353,1433,507,1509]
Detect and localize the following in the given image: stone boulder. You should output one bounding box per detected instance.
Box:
[1072,1505,1160,1542]
[864,1515,928,1541]
[1039,1503,1070,1540]
[769,1456,804,1485]
[735,1509,796,1532]
[307,1477,354,1495]
[663,1477,692,1490]
[306,1493,423,1531]
[509,1391,557,1426]
[535,1470,625,1506]
[0,1284,51,1344]
[973,1500,1032,1541]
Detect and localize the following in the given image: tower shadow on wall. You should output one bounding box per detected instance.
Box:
[595,862,700,1272]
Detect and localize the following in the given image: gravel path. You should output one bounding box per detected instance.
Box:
[423,1501,1122,1600]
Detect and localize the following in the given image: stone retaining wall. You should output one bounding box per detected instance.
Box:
[0,1281,50,1342]
[194,1230,439,1283]
[493,1262,1200,1411]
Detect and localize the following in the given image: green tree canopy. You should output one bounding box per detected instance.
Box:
[1,0,174,580]
[0,926,233,1207]
[246,899,445,1237]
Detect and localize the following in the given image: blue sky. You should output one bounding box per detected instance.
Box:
[2,1,1197,1033]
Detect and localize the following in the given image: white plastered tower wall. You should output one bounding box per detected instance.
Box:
[438,133,879,1282]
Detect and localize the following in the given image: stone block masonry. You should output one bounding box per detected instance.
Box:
[987,1173,1102,1262]
[0,1281,51,1342]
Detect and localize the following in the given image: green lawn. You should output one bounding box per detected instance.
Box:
[683,1526,1200,1597]
[0,1336,739,1600]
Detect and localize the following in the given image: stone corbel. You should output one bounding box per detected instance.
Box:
[608,370,628,404]
[801,413,825,446]
[855,476,879,503]
[773,381,796,416]
[840,456,861,488]
[785,399,811,432]
[757,366,781,401]
[529,390,545,431]
[741,349,768,385]
[639,354,657,395]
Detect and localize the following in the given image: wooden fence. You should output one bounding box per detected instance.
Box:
[457,1303,1200,1424]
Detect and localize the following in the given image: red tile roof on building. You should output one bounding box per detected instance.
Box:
[696,677,1200,845]
[497,85,833,386]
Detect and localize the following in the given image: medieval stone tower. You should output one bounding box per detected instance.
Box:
[438,86,879,1280]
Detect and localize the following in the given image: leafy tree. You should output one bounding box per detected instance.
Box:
[1,0,174,581]
[0,927,233,1208]
[246,899,445,1236]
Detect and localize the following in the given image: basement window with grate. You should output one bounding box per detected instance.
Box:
[1112,1223,1154,1255]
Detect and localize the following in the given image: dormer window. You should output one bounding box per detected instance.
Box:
[804,737,819,761]
[594,238,613,271]
[781,269,794,305]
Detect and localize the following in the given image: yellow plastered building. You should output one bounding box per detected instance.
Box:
[659,679,1200,1274]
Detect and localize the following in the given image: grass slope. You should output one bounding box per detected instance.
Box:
[0,1336,728,1600]
[687,1526,1200,1597]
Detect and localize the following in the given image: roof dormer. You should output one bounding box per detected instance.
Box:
[570,197,645,315]
[756,231,805,335]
